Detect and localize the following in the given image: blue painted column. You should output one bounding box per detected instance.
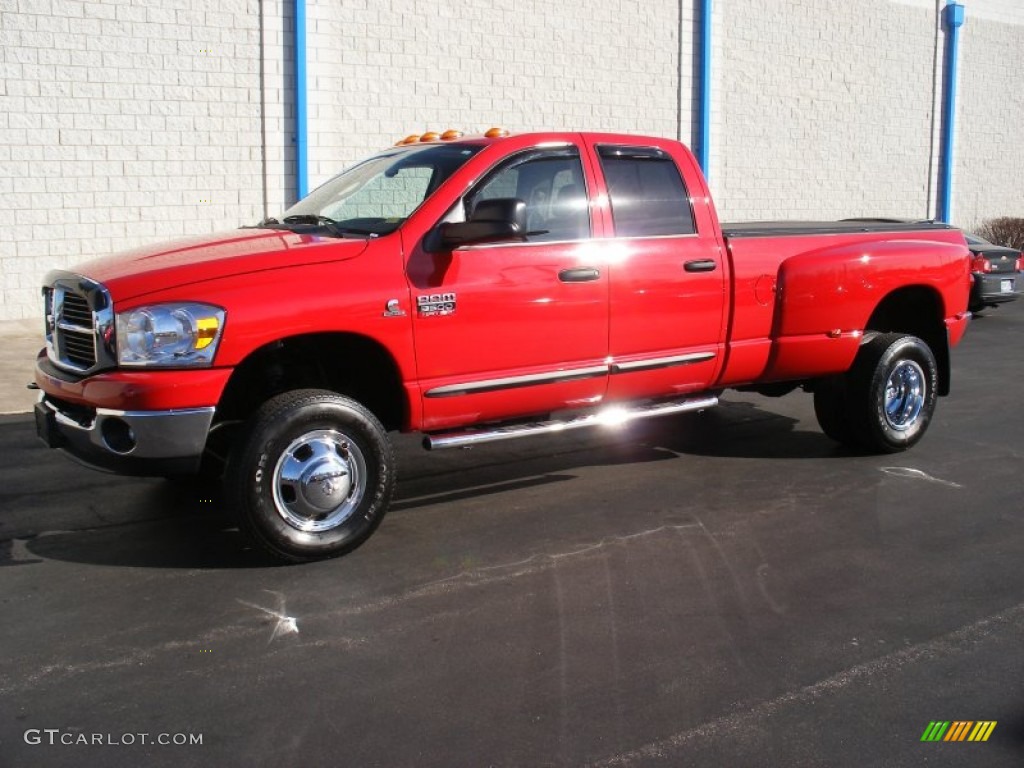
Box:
[939,2,965,223]
[293,0,309,201]
[697,0,712,178]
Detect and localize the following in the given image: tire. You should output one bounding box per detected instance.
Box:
[844,333,938,453]
[224,389,395,563]
[812,376,857,446]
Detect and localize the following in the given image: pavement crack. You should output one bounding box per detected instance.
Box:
[879,466,963,489]
[591,601,1024,766]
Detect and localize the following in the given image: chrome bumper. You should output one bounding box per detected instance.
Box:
[35,397,215,476]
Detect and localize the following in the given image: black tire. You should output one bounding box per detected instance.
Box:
[224,389,395,563]
[812,376,857,446]
[844,333,938,453]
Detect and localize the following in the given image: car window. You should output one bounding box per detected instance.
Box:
[278,143,483,237]
[597,145,696,237]
[466,148,591,242]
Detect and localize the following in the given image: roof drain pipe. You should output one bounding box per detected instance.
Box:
[938,2,965,223]
[697,0,712,178]
[293,0,309,202]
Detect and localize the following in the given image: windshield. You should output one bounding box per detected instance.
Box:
[260,143,484,237]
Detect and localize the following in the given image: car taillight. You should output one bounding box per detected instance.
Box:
[970,255,992,273]
[1016,256,1023,272]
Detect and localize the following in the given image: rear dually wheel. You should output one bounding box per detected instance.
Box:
[818,333,938,453]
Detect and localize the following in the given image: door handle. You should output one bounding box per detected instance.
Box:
[684,259,718,273]
[558,267,601,283]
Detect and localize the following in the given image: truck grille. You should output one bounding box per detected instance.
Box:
[43,273,115,375]
[57,292,97,368]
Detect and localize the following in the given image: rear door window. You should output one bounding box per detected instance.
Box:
[597,145,696,237]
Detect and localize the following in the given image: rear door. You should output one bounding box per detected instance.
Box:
[589,142,727,399]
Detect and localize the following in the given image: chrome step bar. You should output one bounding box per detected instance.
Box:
[423,395,719,451]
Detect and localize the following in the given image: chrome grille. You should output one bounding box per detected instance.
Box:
[60,292,92,327]
[43,272,115,374]
[56,289,97,369]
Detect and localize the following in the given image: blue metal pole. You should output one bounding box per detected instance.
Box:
[698,0,712,178]
[939,2,965,223]
[294,0,309,201]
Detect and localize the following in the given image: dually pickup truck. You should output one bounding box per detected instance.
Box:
[34,130,972,561]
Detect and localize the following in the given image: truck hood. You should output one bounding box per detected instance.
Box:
[73,229,371,302]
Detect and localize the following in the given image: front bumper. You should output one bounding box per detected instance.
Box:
[35,396,215,476]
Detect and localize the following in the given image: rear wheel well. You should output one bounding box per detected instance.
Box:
[863,287,949,395]
[215,333,407,434]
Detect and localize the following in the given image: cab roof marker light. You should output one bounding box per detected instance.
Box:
[485,127,510,138]
[419,131,441,142]
[441,129,463,140]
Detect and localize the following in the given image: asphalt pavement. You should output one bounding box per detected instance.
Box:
[1,305,1023,767]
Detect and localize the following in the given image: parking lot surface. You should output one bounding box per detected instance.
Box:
[2,303,1023,767]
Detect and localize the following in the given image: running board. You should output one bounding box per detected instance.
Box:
[422,396,719,451]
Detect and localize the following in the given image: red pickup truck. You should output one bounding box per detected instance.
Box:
[34,130,971,561]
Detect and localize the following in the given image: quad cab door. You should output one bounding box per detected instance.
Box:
[585,140,727,399]
[406,142,610,432]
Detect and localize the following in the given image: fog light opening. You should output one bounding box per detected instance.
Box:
[101,417,137,454]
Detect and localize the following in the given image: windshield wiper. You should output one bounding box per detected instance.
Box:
[280,215,376,238]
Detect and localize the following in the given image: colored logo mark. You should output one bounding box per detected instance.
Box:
[921,721,996,742]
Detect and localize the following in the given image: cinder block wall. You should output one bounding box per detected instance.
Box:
[714,0,941,221]
[955,3,1024,228]
[1,0,1022,323]
[303,0,688,185]
[1,0,266,321]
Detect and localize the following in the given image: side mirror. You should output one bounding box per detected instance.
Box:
[437,198,528,249]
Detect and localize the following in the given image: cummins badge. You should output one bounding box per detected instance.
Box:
[417,293,456,317]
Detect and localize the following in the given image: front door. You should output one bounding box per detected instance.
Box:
[407,145,610,432]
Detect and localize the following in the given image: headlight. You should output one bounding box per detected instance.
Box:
[116,303,225,367]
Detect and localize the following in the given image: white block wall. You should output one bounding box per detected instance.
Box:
[1,0,1023,323]
[714,0,941,221]
[955,8,1024,228]
[303,0,689,187]
[1,0,266,321]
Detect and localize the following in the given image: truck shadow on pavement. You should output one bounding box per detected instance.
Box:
[3,398,849,569]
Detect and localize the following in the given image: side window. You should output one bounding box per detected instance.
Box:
[466,148,590,242]
[597,146,696,237]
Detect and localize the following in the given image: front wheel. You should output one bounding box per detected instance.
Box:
[224,389,395,562]
[845,333,938,453]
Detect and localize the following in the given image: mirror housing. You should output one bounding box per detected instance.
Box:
[437,198,527,249]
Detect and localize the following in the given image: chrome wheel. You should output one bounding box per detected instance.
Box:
[883,360,925,431]
[271,429,367,532]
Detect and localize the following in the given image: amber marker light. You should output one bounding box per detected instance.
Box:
[419,131,441,142]
[195,317,220,350]
[484,127,510,138]
[395,134,420,145]
[440,129,463,140]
